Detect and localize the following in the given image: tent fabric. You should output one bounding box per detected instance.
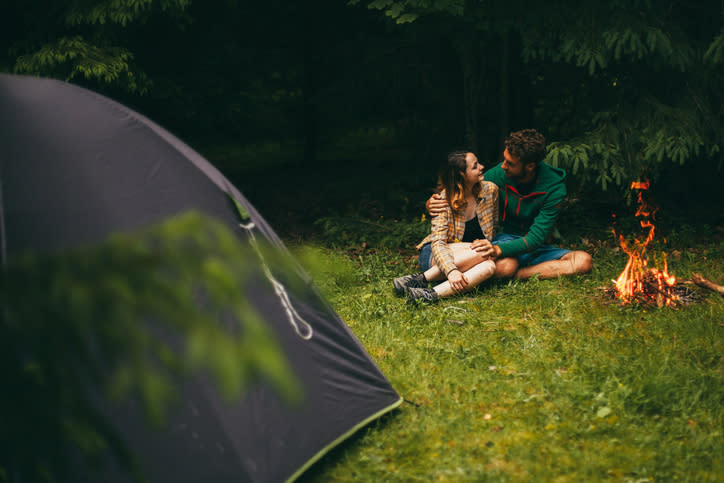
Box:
[0,74,402,483]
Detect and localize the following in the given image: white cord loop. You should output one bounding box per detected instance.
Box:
[239,221,313,340]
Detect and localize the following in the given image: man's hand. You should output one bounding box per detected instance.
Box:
[470,239,501,260]
[426,193,449,216]
[447,269,468,292]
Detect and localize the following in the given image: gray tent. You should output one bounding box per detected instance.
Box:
[0,73,402,482]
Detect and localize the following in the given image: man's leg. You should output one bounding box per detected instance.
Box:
[493,257,519,279]
[515,250,593,280]
[490,234,519,280]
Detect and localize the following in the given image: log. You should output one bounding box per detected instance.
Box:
[691,273,724,296]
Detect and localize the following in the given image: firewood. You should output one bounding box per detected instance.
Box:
[691,273,724,296]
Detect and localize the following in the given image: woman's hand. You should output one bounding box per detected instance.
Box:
[447,269,468,292]
[426,193,449,216]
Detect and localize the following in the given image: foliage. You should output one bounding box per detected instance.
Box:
[4,0,191,92]
[356,0,724,192]
[0,212,300,482]
[348,0,464,24]
[294,222,724,482]
[63,0,191,27]
[704,27,724,64]
[4,0,722,190]
[14,35,150,93]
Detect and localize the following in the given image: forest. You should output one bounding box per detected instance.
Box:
[2,1,724,482]
[3,0,723,224]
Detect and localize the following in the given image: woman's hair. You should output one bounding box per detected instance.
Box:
[438,150,481,212]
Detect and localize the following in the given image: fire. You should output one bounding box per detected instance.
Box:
[613,180,678,306]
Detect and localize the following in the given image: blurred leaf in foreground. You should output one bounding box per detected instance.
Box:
[0,212,301,482]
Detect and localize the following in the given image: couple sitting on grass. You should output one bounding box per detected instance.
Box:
[394,128,593,304]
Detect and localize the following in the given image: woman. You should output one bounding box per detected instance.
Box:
[393,150,499,303]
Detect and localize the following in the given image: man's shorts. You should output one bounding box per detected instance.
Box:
[493,234,570,268]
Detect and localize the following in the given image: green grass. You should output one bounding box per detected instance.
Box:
[209,140,724,481]
[293,232,724,482]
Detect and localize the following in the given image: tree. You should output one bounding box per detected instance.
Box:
[353,0,724,192]
[524,1,723,193]
[1,0,192,94]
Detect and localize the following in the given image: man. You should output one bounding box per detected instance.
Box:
[427,129,592,279]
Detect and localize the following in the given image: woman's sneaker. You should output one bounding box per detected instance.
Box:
[393,273,427,297]
[406,287,439,304]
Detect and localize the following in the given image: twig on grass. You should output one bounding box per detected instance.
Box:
[691,273,724,296]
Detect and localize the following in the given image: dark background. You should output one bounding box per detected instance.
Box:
[2,0,723,240]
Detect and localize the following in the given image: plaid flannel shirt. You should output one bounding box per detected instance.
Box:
[416,181,499,276]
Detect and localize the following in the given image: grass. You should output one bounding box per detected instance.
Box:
[205,142,724,481]
[292,227,724,482]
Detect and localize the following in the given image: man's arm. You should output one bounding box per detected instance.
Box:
[426,193,448,216]
[471,238,501,260]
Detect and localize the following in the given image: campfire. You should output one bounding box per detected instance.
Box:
[611,180,679,306]
[603,180,722,307]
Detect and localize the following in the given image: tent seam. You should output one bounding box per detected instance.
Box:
[284,395,404,483]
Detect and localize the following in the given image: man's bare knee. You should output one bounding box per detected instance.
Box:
[494,257,518,279]
[565,251,593,274]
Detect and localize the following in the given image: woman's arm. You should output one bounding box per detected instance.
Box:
[445,268,468,292]
[428,207,458,277]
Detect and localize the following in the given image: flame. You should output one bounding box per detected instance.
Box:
[630,180,650,190]
[613,180,678,306]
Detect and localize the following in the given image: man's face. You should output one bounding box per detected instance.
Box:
[501,148,533,182]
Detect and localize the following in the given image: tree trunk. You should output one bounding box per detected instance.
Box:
[499,30,511,154]
[458,40,483,154]
[301,48,317,165]
[300,11,318,165]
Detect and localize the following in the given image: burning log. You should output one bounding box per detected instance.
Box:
[611,180,679,306]
[691,273,724,296]
[600,279,705,307]
[619,271,678,307]
[605,180,719,308]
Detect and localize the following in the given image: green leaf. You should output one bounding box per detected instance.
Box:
[596,407,612,418]
[397,13,419,23]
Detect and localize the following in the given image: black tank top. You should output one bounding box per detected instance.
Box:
[462,217,485,242]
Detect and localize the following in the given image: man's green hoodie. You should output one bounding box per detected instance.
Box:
[484,161,567,258]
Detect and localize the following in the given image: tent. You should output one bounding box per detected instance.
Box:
[0,73,402,483]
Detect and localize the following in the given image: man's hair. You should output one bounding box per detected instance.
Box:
[504,129,546,166]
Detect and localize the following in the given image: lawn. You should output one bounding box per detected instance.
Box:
[292,223,724,482]
[208,143,724,482]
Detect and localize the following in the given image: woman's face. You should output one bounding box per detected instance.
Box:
[463,152,484,187]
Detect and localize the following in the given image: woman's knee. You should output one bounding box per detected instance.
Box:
[453,246,487,269]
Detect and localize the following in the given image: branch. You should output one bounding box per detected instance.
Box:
[691,273,724,296]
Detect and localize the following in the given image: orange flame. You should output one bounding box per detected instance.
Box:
[613,180,677,305]
[630,180,650,190]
